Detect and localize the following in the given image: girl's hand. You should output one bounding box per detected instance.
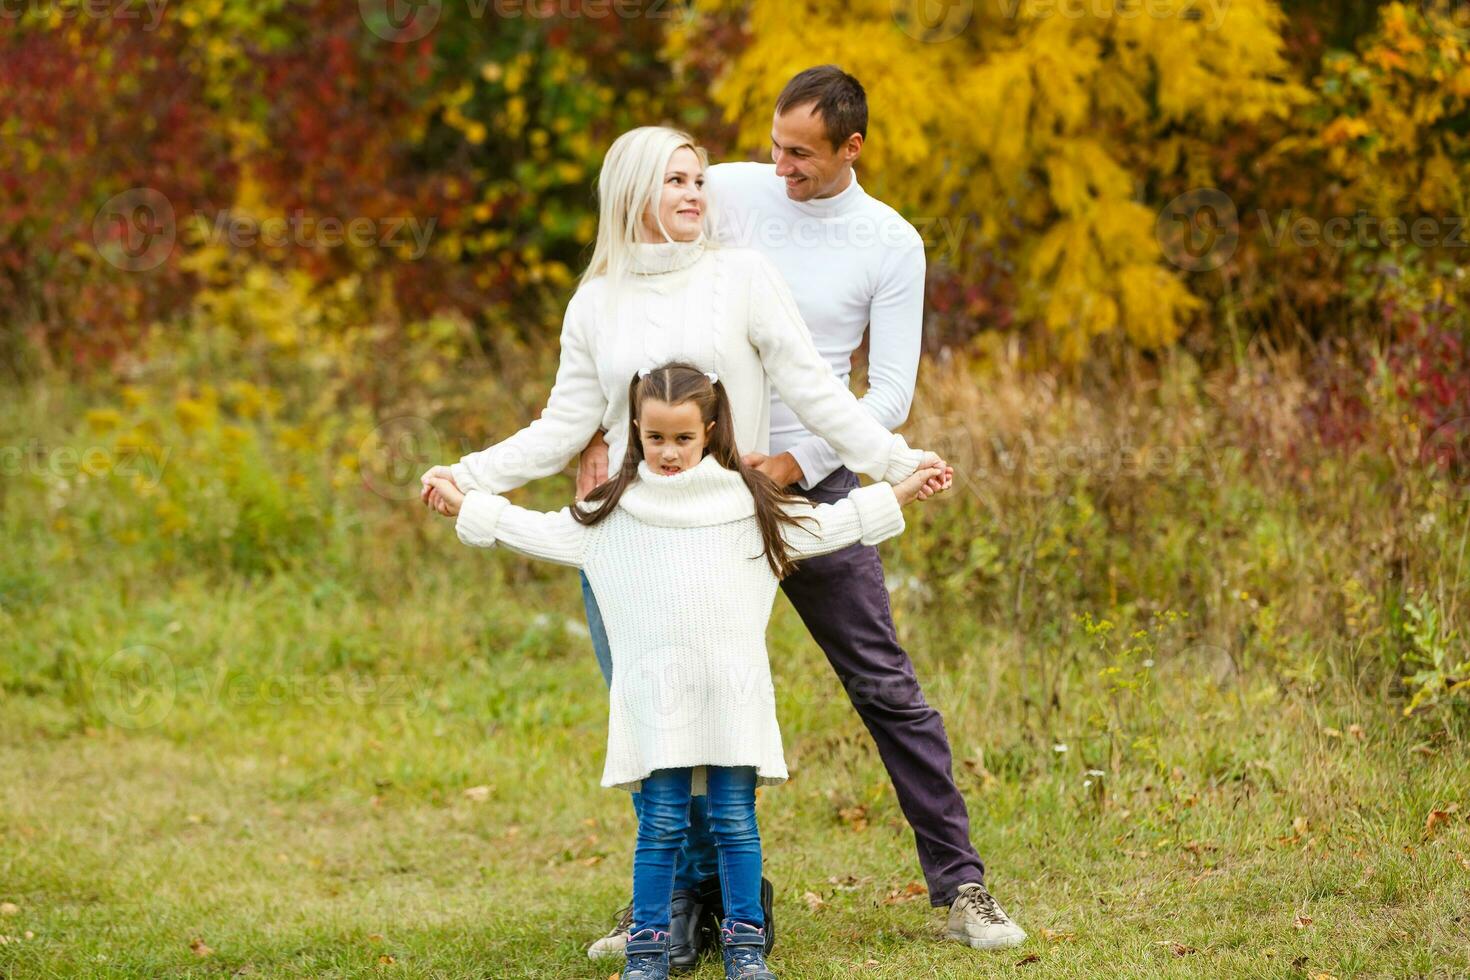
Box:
[424,475,465,518]
[894,464,947,506]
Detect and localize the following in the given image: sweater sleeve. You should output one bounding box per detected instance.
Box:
[454,490,588,568]
[450,287,606,496]
[743,251,927,486]
[783,238,926,490]
[780,482,906,561]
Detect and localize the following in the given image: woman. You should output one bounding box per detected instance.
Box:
[420,125,946,513]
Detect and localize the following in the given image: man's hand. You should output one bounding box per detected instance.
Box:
[420,465,460,507]
[894,463,947,506]
[740,451,804,489]
[577,430,610,502]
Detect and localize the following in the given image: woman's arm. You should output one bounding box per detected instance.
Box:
[743,251,927,485]
[449,287,607,496]
[781,482,906,561]
[454,490,588,568]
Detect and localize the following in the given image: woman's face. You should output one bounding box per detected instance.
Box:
[639,146,705,243]
[636,397,713,475]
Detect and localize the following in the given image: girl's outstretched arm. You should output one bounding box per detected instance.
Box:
[780,461,944,560]
[781,483,905,561]
[454,490,589,569]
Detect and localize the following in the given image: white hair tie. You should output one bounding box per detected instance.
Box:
[636,366,718,384]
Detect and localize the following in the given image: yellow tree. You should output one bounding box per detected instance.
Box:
[670,0,1308,361]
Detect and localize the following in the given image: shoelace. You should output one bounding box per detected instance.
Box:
[725,944,768,973]
[607,902,633,937]
[956,886,1010,926]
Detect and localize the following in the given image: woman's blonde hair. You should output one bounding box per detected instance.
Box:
[579,126,716,288]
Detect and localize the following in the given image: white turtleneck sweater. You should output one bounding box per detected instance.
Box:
[453,453,907,793]
[706,163,927,490]
[450,236,927,501]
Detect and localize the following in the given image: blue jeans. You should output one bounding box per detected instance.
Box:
[634,766,764,936]
[581,569,719,890]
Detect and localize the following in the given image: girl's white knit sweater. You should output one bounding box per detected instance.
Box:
[449,237,927,500]
[454,453,907,793]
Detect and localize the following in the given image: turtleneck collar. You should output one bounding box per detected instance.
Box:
[789,168,865,217]
[629,234,708,276]
[616,453,756,527]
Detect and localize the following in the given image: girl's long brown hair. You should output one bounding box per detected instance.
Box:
[573,361,816,578]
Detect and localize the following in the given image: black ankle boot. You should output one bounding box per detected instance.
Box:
[669,888,707,973]
[695,875,775,956]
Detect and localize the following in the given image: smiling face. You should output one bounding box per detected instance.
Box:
[639,146,705,243]
[770,102,862,203]
[636,397,714,475]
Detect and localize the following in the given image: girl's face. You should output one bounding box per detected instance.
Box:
[639,146,705,244]
[637,397,714,475]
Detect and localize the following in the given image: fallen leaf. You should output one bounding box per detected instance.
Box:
[837,804,869,832]
[1322,727,1342,739]
[1347,724,1365,741]
[1310,973,1338,980]
[367,934,383,943]
[189,937,214,958]
[881,881,927,905]
[1293,914,1313,929]
[1425,803,1460,838]
[1154,940,1196,956]
[1040,927,1074,942]
[802,891,826,911]
[378,953,395,965]
[463,785,492,803]
[1292,816,1309,836]
[0,903,16,916]
[1016,952,1041,965]
[0,936,19,945]
[1292,955,1310,969]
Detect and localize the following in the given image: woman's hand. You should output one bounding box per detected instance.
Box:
[577,430,610,502]
[424,475,465,518]
[894,463,947,507]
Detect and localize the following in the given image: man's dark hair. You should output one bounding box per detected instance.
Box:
[775,65,867,149]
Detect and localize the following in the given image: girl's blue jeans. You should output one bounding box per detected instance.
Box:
[633,765,765,936]
[581,569,719,890]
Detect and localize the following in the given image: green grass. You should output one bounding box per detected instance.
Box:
[3,561,1468,979]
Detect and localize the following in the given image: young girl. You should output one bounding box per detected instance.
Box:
[425,362,945,980]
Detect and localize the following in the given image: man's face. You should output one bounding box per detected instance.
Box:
[770,102,861,203]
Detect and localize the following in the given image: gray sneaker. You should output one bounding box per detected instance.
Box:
[587,901,634,960]
[945,882,1026,950]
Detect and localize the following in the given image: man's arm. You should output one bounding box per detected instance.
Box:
[783,237,926,490]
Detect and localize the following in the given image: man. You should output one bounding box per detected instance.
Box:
[580,66,1025,965]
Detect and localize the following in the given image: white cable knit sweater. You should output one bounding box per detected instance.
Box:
[453,453,908,793]
[449,236,927,500]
